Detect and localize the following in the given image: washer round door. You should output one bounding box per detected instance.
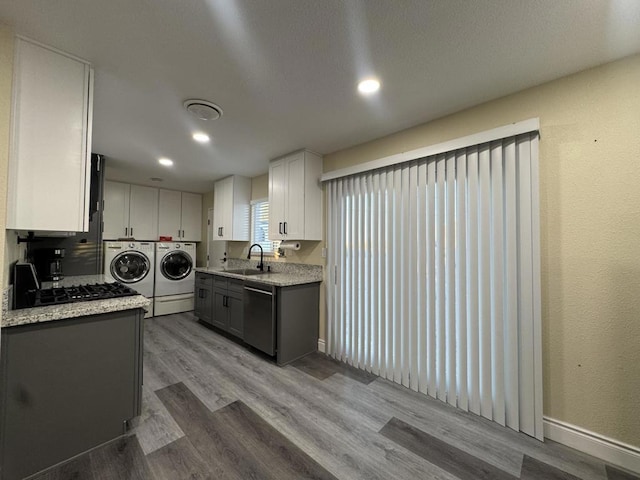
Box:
[110,251,151,283]
[161,251,193,280]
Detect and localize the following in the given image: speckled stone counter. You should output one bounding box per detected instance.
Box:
[1,274,150,329]
[195,260,323,287]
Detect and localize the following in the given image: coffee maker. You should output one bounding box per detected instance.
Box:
[38,248,65,281]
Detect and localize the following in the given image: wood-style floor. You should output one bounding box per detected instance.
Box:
[33,313,638,480]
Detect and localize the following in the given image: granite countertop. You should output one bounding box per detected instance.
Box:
[2,274,151,329]
[195,267,323,287]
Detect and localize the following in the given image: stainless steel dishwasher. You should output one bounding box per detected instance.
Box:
[243,281,276,356]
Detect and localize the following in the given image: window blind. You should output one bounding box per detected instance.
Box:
[326,131,542,439]
[251,200,279,254]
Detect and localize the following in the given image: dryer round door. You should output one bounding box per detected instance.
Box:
[110,251,151,283]
[161,251,193,281]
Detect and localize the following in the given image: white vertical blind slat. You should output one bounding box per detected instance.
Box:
[530,133,544,441]
[517,135,535,437]
[478,145,493,420]
[325,130,541,438]
[466,148,481,415]
[490,141,506,426]
[435,156,447,401]
[417,162,428,393]
[409,163,419,391]
[455,151,468,411]
[426,161,437,398]
[445,152,457,406]
[503,139,520,431]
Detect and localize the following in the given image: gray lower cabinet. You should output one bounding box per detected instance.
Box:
[194,272,320,365]
[194,273,213,325]
[204,275,244,339]
[0,309,144,480]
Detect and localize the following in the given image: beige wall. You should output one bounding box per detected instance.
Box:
[323,54,640,447]
[0,25,14,311]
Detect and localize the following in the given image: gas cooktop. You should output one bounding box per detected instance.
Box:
[25,282,139,309]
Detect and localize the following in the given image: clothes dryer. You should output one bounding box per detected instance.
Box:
[154,242,196,316]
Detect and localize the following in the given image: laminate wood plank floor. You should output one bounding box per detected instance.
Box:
[33,313,640,480]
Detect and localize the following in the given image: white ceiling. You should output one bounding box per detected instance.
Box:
[1,0,639,193]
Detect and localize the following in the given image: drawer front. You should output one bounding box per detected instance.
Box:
[213,275,228,289]
[195,273,213,288]
[228,279,244,294]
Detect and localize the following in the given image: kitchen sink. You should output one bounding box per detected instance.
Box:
[224,269,266,276]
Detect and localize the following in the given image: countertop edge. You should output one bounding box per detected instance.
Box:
[1,295,151,329]
[194,267,323,286]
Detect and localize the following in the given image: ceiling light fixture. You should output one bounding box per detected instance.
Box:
[192,132,210,143]
[184,99,223,121]
[158,158,173,167]
[358,78,381,95]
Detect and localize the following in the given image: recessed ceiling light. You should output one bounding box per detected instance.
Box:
[358,78,381,95]
[158,158,173,167]
[193,132,210,143]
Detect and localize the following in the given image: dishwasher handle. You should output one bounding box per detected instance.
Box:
[244,286,273,296]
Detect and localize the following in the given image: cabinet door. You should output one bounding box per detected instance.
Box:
[180,192,202,241]
[158,189,182,240]
[195,286,213,325]
[227,293,244,339]
[211,290,228,330]
[284,152,306,239]
[214,177,232,239]
[129,185,158,241]
[268,160,287,240]
[102,181,130,240]
[7,39,93,232]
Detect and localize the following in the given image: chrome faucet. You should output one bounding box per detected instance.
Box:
[247,244,264,271]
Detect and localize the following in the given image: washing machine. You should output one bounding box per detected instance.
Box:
[154,242,196,316]
[103,241,155,317]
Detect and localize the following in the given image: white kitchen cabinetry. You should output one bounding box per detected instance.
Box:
[268,150,322,241]
[213,175,251,241]
[103,181,158,240]
[158,190,202,242]
[6,37,94,232]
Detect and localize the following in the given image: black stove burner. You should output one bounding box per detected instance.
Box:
[25,282,139,308]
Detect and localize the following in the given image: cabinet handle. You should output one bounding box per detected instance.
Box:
[223,295,228,307]
[279,222,282,235]
[125,227,128,236]
[182,230,185,238]
[283,222,287,234]
[221,227,224,237]
[131,227,134,236]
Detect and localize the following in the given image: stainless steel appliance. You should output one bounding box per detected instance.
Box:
[47,248,65,281]
[14,281,138,309]
[243,281,276,356]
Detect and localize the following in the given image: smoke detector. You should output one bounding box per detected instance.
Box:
[184,99,223,121]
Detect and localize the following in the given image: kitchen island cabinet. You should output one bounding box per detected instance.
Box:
[0,306,145,480]
[211,276,244,338]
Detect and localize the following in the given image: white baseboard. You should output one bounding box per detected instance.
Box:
[317,339,326,353]
[544,416,640,474]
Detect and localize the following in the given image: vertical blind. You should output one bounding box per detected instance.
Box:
[251,200,280,254]
[326,131,542,439]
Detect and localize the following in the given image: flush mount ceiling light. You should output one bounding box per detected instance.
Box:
[358,78,381,95]
[192,132,210,143]
[158,158,173,167]
[183,99,223,121]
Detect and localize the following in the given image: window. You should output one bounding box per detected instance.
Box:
[251,199,280,255]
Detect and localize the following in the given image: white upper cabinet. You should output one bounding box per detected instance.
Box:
[213,175,251,241]
[103,181,158,240]
[6,37,93,232]
[268,150,322,241]
[158,189,202,242]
